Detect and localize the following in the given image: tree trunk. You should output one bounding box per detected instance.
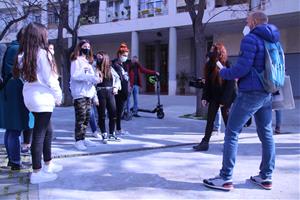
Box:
[194,25,207,117]
[56,20,73,106]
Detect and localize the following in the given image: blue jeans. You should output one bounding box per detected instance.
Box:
[275,110,282,128]
[4,130,21,165]
[220,91,275,180]
[127,85,139,114]
[89,104,97,133]
[213,109,221,131]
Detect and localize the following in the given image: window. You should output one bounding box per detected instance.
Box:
[80,0,99,25]
[107,0,130,22]
[48,4,60,28]
[139,0,168,18]
[24,7,42,25]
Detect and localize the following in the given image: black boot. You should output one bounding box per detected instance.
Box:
[193,139,209,151]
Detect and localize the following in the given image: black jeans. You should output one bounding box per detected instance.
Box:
[115,94,126,131]
[23,129,32,144]
[97,88,117,134]
[31,112,53,170]
[74,97,91,141]
[203,101,230,143]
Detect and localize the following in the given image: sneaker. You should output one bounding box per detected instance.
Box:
[84,138,97,147]
[108,132,121,142]
[74,140,87,150]
[250,175,272,190]
[101,132,108,144]
[11,163,29,171]
[92,131,102,139]
[193,140,209,151]
[274,127,280,135]
[116,129,129,135]
[43,162,63,173]
[21,146,30,153]
[203,175,234,191]
[30,170,57,184]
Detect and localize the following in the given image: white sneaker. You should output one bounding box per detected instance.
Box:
[116,129,129,135]
[84,138,97,147]
[30,170,57,184]
[74,140,87,150]
[43,162,63,173]
[92,131,102,139]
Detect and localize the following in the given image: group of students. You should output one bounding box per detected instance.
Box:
[0,22,159,184]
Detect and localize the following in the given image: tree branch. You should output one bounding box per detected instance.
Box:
[0,13,29,41]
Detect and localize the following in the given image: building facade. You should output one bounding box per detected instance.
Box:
[1,0,300,96]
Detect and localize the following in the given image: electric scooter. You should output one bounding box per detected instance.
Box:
[130,75,165,119]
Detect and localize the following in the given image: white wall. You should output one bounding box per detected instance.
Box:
[214,32,243,56]
[281,26,300,54]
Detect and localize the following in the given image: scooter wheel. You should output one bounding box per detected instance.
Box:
[157,110,165,119]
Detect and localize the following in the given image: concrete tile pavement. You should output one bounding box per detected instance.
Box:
[0,95,299,199]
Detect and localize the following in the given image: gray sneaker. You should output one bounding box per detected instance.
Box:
[250,175,272,190]
[203,175,233,191]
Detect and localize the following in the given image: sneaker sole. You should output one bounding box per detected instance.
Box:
[249,177,272,190]
[108,138,121,142]
[203,181,233,191]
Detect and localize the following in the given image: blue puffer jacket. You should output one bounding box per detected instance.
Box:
[220,24,280,92]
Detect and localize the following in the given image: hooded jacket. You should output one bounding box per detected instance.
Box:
[220,24,281,93]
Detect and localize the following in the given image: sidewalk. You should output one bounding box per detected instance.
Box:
[0,95,299,199]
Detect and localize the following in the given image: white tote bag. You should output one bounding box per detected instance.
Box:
[272,75,295,110]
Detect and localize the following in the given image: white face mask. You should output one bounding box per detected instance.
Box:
[243,26,251,36]
[120,56,128,63]
[49,49,55,55]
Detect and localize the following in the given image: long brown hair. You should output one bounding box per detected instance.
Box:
[96,51,112,80]
[204,42,228,86]
[70,39,94,63]
[13,23,57,82]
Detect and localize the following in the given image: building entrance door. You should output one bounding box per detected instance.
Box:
[145,44,168,94]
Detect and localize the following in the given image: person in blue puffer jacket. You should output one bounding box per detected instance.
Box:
[203,11,280,191]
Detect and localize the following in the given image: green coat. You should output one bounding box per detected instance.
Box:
[0,41,30,131]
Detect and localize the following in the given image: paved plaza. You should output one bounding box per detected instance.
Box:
[0,95,299,199]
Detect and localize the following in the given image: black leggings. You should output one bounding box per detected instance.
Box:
[31,112,53,170]
[203,101,230,142]
[23,129,32,144]
[97,89,117,134]
[115,94,126,131]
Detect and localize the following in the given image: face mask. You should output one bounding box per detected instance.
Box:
[49,49,54,55]
[97,58,103,66]
[80,48,90,56]
[120,56,128,63]
[243,26,251,36]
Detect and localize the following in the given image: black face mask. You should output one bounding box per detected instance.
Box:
[80,48,90,56]
[96,58,103,66]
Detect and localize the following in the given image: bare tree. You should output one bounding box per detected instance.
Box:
[184,0,256,116]
[0,0,41,41]
[45,0,82,106]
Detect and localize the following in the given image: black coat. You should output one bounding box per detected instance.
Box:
[111,59,129,101]
[202,61,237,107]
